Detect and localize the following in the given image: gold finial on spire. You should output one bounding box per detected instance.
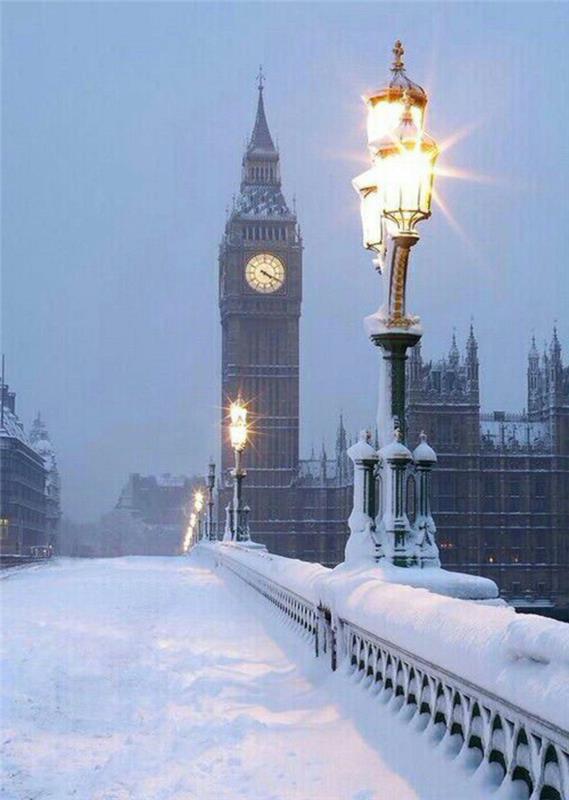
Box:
[392,40,405,71]
[257,65,265,92]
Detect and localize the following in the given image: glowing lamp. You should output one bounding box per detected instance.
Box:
[194,490,204,512]
[376,97,438,238]
[229,399,248,452]
[352,169,385,257]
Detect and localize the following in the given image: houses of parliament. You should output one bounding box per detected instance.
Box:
[218,81,569,618]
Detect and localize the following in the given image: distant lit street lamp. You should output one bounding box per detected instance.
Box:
[182,508,197,554]
[351,41,440,567]
[193,490,204,540]
[206,461,216,541]
[226,398,250,542]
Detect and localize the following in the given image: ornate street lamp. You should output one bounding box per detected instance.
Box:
[206,461,216,541]
[227,398,250,542]
[351,41,440,567]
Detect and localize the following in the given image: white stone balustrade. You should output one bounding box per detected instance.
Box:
[200,541,569,800]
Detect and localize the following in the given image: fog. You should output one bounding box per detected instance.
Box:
[2,2,568,520]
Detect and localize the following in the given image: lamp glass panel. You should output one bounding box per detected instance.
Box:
[367,100,422,146]
[230,424,247,451]
[229,401,248,451]
[380,145,437,229]
[360,188,384,251]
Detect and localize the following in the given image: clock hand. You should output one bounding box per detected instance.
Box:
[260,268,274,280]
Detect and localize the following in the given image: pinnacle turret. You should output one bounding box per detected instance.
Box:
[466,322,478,355]
[550,325,562,363]
[529,335,539,363]
[448,331,460,367]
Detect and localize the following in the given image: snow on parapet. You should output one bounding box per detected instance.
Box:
[204,542,569,731]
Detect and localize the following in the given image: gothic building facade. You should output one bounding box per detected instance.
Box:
[218,82,351,565]
[0,385,49,556]
[29,413,61,551]
[217,83,568,612]
[407,327,569,618]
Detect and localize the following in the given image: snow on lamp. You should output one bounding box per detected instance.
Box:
[352,168,386,268]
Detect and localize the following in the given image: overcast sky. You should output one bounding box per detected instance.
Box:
[2,2,568,521]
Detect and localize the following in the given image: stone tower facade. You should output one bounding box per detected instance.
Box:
[219,80,304,538]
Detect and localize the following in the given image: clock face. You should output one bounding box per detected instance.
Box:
[245,253,285,294]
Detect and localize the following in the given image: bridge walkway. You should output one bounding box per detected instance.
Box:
[3,554,491,799]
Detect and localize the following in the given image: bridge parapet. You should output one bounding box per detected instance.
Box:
[200,542,569,800]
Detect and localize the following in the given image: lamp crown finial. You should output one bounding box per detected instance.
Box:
[392,40,405,71]
[401,88,414,120]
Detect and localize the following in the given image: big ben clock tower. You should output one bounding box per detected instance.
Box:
[219,75,302,544]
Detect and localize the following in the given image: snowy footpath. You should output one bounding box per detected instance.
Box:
[2,555,495,800]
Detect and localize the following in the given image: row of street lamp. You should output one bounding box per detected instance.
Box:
[183,398,250,552]
[186,42,442,567]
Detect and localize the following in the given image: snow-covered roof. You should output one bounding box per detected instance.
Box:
[0,407,31,447]
[298,458,338,483]
[233,184,291,219]
[155,474,189,488]
[480,414,550,452]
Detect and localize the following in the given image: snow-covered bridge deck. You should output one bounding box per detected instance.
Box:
[2,555,493,800]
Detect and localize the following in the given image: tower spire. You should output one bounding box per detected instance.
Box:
[248,67,276,154]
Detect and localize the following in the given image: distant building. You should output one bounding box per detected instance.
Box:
[0,384,48,556]
[407,327,569,619]
[29,413,61,551]
[101,473,198,556]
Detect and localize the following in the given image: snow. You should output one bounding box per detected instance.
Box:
[0,407,30,446]
[209,543,569,731]
[234,185,291,218]
[321,569,569,731]
[479,414,549,451]
[155,473,188,487]
[2,555,492,800]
